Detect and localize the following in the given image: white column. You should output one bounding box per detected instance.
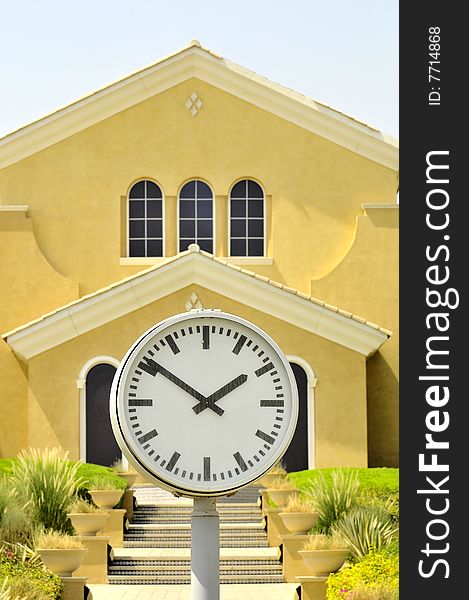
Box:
[191,497,220,600]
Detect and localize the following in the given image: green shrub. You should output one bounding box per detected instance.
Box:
[289,468,399,523]
[76,463,127,493]
[0,507,35,547]
[307,470,359,534]
[0,546,62,599]
[10,448,85,534]
[326,544,399,600]
[332,506,398,559]
[0,481,11,526]
[345,583,398,599]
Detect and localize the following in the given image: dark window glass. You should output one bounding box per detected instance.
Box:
[198,239,213,253]
[180,180,196,198]
[129,220,145,238]
[248,199,264,218]
[180,220,196,238]
[248,219,263,237]
[229,179,265,257]
[231,199,246,217]
[129,200,145,218]
[128,180,164,257]
[231,180,246,198]
[180,200,195,218]
[231,220,246,237]
[248,239,264,256]
[147,200,162,218]
[179,180,214,254]
[147,220,162,238]
[129,181,145,198]
[230,239,246,256]
[147,239,163,256]
[179,239,194,252]
[197,181,212,198]
[197,200,212,218]
[146,181,162,198]
[248,180,263,198]
[130,239,145,256]
[198,220,213,238]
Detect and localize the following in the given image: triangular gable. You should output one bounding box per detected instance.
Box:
[3,245,390,361]
[0,41,398,171]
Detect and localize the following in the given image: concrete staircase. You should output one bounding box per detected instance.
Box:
[108,485,285,585]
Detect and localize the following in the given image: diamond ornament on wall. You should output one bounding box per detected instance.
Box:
[185,92,203,116]
[185,291,204,311]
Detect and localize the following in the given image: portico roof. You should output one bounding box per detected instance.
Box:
[3,245,391,361]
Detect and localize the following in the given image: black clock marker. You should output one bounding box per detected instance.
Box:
[202,325,210,349]
[128,399,153,407]
[233,452,248,472]
[260,400,284,407]
[255,362,274,377]
[232,335,247,355]
[138,429,158,444]
[148,349,154,356]
[165,335,180,355]
[256,429,275,445]
[204,457,211,481]
[166,451,181,472]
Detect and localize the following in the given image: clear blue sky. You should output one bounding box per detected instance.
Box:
[0,0,398,139]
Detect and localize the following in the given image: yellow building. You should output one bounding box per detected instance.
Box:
[0,42,398,470]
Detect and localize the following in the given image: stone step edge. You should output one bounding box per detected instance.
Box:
[108,575,284,583]
[128,519,265,531]
[109,564,282,572]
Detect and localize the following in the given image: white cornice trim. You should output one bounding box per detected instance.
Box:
[0,45,398,171]
[361,203,399,210]
[4,251,389,362]
[0,205,29,212]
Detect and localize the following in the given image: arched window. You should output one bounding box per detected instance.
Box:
[128,180,164,257]
[229,179,264,256]
[179,180,214,253]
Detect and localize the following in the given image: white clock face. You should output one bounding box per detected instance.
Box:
[111,310,298,497]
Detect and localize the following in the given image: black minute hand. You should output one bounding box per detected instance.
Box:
[138,358,224,416]
[193,374,248,415]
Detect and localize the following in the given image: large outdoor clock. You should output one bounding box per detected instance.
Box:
[110,310,299,497]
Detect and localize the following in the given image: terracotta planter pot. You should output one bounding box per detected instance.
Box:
[278,511,320,534]
[89,489,124,509]
[37,548,87,577]
[266,488,298,507]
[298,549,349,577]
[68,512,109,536]
[118,472,138,488]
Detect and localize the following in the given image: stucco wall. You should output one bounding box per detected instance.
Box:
[310,206,398,465]
[0,78,397,297]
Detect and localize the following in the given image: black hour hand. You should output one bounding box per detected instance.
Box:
[193,374,248,415]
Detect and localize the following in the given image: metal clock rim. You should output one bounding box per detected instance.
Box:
[110,309,299,497]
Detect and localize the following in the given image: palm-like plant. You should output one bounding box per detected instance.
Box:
[307,470,359,534]
[331,505,398,558]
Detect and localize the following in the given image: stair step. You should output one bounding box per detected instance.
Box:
[111,559,278,566]
[108,573,284,584]
[124,540,269,548]
[110,564,281,573]
[127,523,265,532]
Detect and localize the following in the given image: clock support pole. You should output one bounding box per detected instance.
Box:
[191,497,220,600]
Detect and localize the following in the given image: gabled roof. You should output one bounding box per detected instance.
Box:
[0,41,398,171]
[3,245,391,361]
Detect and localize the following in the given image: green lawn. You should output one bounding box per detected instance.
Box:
[287,467,398,494]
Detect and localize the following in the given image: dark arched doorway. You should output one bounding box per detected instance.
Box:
[282,363,309,472]
[86,363,121,466]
